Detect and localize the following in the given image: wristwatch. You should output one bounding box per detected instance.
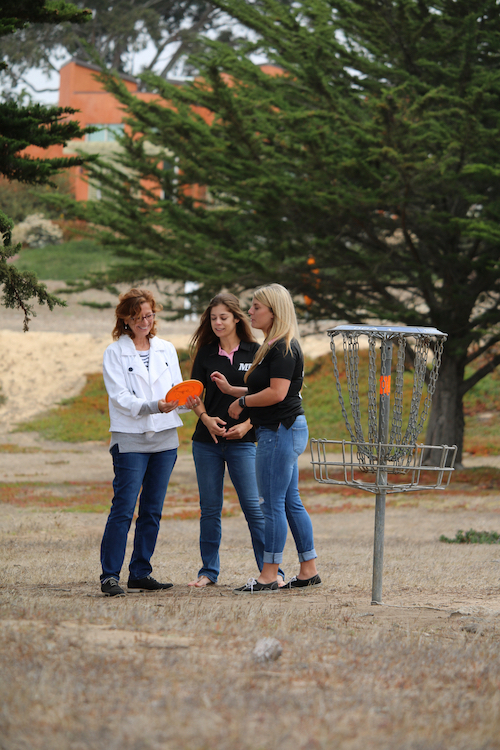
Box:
[238,396,246,408]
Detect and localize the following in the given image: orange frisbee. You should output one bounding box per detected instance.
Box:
[165,379,203,406]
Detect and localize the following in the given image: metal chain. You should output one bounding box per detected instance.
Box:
[389,335,405,448]
[378,340,394,464]
[367,336,378,449]
[402,336,430,447]
[328,329,446,472]
[330,335,357,443]
[413,337,445,438]
[330,333,374,464]
[344,334,370,458]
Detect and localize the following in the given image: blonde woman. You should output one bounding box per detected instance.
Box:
[212,283,320,593]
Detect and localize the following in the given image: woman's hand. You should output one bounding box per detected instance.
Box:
[228,399,243,420]
[210,370,232,394]
[158,398,179,413]
[211,371,247,399]
[203,415,227,444]
[185,395,201,410]
[225,419,252,440]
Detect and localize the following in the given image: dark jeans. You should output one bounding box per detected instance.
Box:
[192,440,266,583]
[100,444,177,582]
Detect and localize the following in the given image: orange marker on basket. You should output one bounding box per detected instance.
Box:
[379,375,391,395]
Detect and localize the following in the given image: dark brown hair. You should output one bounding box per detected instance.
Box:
[189,292,255,357]
[112,288,163,341]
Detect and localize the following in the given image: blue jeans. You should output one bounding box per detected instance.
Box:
[255,415,317,565]
[100,445,177,582]
[192,440,268,583]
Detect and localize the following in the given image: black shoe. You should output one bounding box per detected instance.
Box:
[233,578,279,594]
[279,574,322,590]
[127,575,173,593]
[101,578,126,597]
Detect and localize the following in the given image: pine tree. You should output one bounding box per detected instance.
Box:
[54,0,500,463]
[0,0,91,330]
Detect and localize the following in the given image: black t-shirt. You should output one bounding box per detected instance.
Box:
[246,338,305,430]
[191,340,260,443]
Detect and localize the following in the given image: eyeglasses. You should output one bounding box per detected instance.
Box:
[131,313,155,323]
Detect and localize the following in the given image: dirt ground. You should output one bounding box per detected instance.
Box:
[2,498,500,750]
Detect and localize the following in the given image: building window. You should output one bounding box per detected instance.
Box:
[86,124,125,142]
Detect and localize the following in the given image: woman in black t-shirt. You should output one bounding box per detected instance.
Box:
[186,293,271,588]
[212,284,321,594]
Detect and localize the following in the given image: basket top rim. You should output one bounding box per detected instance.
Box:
[327,324,447,338]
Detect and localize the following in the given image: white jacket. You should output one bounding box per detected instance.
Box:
[103,335,184,434]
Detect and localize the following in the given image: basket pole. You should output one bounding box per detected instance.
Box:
[371,339,393,604]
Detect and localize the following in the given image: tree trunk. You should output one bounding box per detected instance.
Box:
[424,353,465,468]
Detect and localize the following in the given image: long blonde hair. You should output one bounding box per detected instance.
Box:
[245,283,301,381]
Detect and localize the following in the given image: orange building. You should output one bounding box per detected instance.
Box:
[58,58,145,201]
[24,58,207,202]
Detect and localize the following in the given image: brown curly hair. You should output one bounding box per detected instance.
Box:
[112,288,163,341]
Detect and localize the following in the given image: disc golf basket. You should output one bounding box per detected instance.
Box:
[310,325,457,604]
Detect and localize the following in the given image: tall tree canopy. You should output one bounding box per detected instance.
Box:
[0,0,239,97]
[0,0,91,329]
[56,0,500,462]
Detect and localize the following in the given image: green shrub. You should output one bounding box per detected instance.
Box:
[440,529,500,544]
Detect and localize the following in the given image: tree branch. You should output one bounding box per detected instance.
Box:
[15,74,59,94]
[462,352,500,395]
[466,333,500,364]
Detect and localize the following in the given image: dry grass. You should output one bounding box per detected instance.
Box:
[2,466,500,517]
[1,493,500,750]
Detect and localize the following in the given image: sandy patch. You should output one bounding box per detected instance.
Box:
[0,328,201,432]
[0,331,110,429]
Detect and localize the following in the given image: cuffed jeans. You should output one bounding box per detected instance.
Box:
[192,440,268,583]
[256,414,317,565]
[100,444,177,582]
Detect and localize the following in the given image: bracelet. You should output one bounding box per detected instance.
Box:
[199,411,207,420]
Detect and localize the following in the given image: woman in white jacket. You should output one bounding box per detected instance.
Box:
[100,288,183,597]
